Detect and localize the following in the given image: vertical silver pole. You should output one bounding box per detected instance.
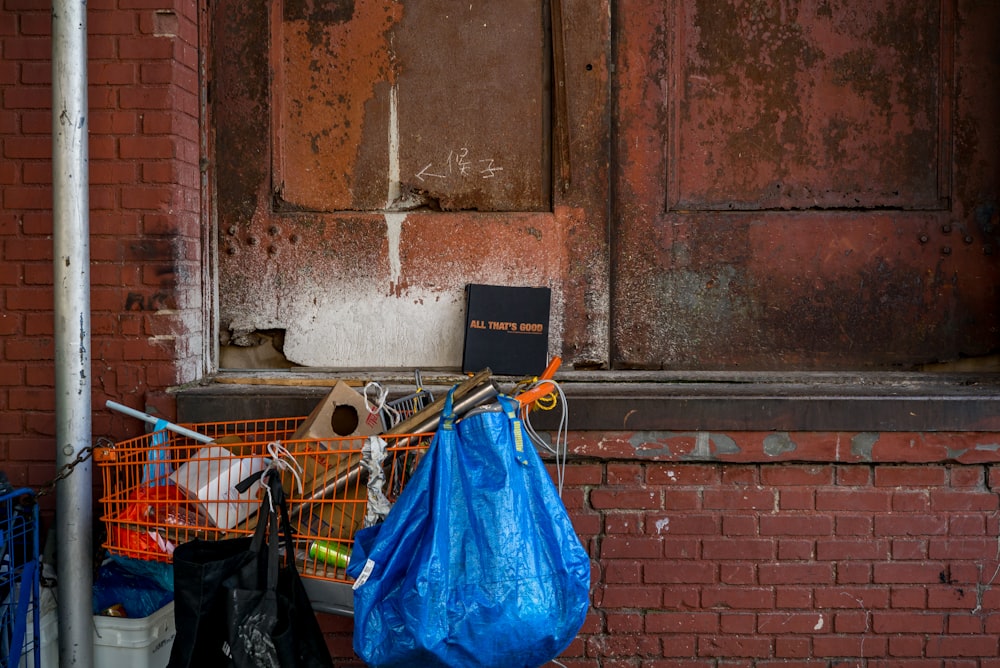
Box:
[52,1,93,666]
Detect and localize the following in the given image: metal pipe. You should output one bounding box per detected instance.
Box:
[106,400,214,444]
[52,1,93,665]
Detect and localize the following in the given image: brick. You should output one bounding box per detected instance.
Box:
[873,611,945,633]
[816,538,888,561]
[653,514,719,535]
[8,437,52,461]
[4,338,53,362]
[774,586,812,609]
[774,636,811,658]
[662,538,699,559]
[757,612,827,634]
[833,610,869,633]
[720,563,755,585]
[24,365,53,387]
[888,635,925,657]
[118,84,175,116]
[836,465,872,486]
[814,586,889,609]
[777,488,814,510]
[607,463,643,485]
[874,465,947,487]
[663,490,701,510]
[933,539,998,562]
[776,540,813,562]
[874,562,948,584]
[4,37,49,60]
[20,212,51,235]
[3,186,51,209]
[696,636,771,658]
[837,562,871,584]
[874,514,947,536]
[758,563,833,585]
[645,562,716,584]
[950,466,985,487]
[812,635,886,657]
[703,538,774,560]
[89,110,140,135]
[591,489,660,510]
[890,586,928,608]
[662,586,700,610]
[925,635,998,657]
[721,514,756,535]
[720,467,757,485]
[604,561,641,584]
[835,514,873,535]
[647,464,719,486]
[647,612,718,634]
[703,488,775,510]
[89,62,138,86]
[605,612,643,634]
[816,488,891,511]
[947,613,984,634]
[719,612,755,634]
[598,585,664,609]
[89,10,138,34]
[118,36,176,60]
[931,490,998,511]
[604,513,643,535]
[760,515,832,536]
[891,490,932,512]
[120,136,177,160]
[601,536,663,559]
[949,514,986,535]
[701,587,774,610]
[760,464,833,486]
[891,538,928,560]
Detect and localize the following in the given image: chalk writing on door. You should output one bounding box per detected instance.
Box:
[415,147,504,182]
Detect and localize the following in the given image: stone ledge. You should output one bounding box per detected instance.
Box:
[174,370,1000,433]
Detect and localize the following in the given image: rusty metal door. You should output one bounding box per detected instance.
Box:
[212,0,610,369]
[613,0,1000,370]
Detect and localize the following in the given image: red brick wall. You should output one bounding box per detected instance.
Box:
[1,0,203,504]
[317,456,1000,667]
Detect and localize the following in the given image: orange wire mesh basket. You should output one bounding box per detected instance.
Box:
[96,416,432,588]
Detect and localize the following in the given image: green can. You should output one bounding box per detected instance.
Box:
[308,540,351,568]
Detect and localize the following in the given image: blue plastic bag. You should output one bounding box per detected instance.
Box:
[348,390,590,668]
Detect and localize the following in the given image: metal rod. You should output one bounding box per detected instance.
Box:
[52,1,93,664]
[106,400,214,444]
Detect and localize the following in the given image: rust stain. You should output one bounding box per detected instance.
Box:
[679,0,943,210]
[274,0,402,211]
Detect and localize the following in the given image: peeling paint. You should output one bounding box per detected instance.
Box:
[763,432,798,457]
[851,432,878,461]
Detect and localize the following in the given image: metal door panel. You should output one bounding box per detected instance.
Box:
[613,0,1000,370]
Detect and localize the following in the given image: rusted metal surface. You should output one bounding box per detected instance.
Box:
[613,0,1000,370]
[213,0,611,369]
[272,0,548,212]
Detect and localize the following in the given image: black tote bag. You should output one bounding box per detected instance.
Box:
[168,471,333,668]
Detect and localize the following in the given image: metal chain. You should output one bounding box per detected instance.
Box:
[35,437,110,498]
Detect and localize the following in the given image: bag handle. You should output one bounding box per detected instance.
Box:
[441,387,457,430]
[247,472,288,593]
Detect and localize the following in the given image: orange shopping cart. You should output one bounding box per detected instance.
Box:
[96,411,432,616]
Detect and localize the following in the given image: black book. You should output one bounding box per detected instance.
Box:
[462,284,551,376]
